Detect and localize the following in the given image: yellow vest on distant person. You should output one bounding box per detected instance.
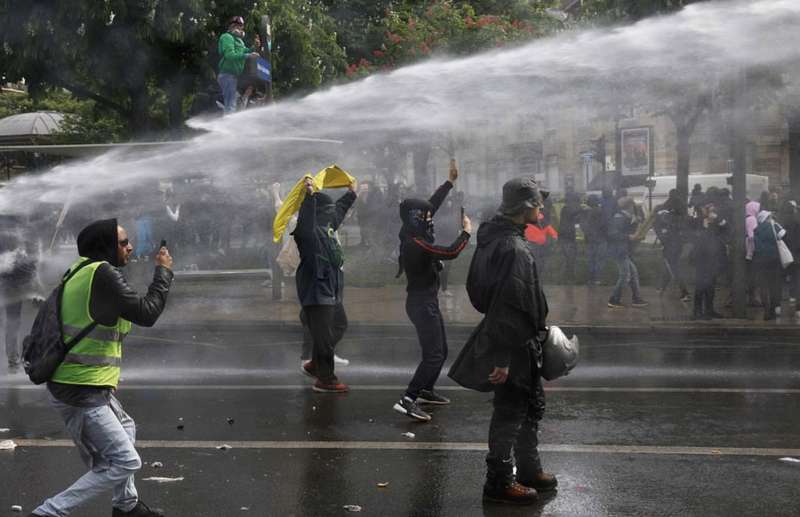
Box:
[50,258,132,388]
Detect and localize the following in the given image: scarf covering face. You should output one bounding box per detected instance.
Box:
[396,198,435,278]
[77,218,119,267]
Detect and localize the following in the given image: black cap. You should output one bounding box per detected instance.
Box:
[498,177,548,215]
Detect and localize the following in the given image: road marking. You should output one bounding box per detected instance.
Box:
[10,439,800,457]
[1,384,799,394]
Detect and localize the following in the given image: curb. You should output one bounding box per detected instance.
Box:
[153,319,800,339]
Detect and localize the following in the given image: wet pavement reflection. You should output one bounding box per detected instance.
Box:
[1,326,798,516]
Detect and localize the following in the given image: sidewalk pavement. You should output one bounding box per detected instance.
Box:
[160,274,800,333]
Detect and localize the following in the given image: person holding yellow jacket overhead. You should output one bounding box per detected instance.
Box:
[288,168,357,393]
[31,219,173,517]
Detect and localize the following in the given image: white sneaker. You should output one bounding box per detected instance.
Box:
[775,307,782,316]
[334,354,350,366]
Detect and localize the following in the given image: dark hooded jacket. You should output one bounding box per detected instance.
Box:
[558,193,583,242]
[449,216,548,394]
[48,218,173,407]
[293,190,357,306]
[397,181,470,295]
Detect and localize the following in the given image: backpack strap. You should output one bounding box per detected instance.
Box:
[60,259,101,351]
[62,259,98,284]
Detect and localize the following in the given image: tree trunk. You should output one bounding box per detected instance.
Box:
[675,129,691,200]
[788,112,800,199]
[166,77,186,135]
[412,143,432,195]
[128,87,151,135]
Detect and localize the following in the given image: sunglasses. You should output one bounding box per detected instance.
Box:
[118,239,130,247]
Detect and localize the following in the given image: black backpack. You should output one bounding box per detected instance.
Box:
[22,260,98,385]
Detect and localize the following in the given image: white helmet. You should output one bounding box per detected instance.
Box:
[540,326,579,381]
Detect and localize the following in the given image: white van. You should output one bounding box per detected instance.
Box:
[626,173,769,214]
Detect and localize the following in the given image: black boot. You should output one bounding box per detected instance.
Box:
[112,501,165,517]
[484,456,538,504]
[518,470,559,492]
[483,479,538,505]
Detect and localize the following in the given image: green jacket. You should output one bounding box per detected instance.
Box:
[218,32,252,76]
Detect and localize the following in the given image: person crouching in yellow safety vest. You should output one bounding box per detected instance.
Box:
[31,219,173,517]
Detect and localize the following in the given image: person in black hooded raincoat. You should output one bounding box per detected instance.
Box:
[391,162,471,422]
[448,177,558,505]
[294,178,357,393]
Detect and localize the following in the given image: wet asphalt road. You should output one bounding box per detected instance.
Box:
[1,325,799,517]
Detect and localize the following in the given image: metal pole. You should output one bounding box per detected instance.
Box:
[731,71,748,319]
[261,15,274,103]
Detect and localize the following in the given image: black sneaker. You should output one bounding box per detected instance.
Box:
[393,397,431,422]
[112,501,165,517]
[631,300,649,308]
[607,300,625,309]
[417,390,450,405]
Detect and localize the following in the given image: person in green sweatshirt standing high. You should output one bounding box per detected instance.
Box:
[217,16,260,114]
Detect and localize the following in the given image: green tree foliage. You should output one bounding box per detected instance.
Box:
[576,0,703,22]
[0,0,348,136]
[257,0,347,96]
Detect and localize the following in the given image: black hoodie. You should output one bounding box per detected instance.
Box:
[396,181,470,295]
[293,190,357,306]
[49,218,174,407]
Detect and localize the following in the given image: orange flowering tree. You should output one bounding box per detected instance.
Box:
[345,1,559,79]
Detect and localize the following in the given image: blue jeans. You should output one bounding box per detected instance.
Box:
[217,73,238,114]
[586,241,606,283]
[35,395,141,516]
[610,256,642,303]
[134,216,154,258]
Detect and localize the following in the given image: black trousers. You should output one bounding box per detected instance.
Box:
[757,261,784,318]
[660,243,687,294]
[405,293,448,399]
[304,304,348,382]
[693,273,716,317]
[486,377,546,487]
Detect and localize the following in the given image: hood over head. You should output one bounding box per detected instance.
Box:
[77,218,120,267]
[399,198,435,241]
[314,192,337,229]
[395,198,435,278]
[745,201,761,218]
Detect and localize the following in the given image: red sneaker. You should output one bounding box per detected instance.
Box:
[301,361,317,379]
[313,379,349,393]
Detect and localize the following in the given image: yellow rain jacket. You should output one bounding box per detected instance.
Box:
[272,165,356,242]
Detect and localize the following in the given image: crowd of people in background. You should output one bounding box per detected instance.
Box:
[4,173,800,377]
